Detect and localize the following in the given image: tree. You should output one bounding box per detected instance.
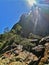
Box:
[16,24,22,34]
[4,27,9,33]
[11,29,16,34]
[29,33,33,39]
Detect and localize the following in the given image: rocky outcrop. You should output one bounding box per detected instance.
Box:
[32,45,45,57]
[0,36,49,65]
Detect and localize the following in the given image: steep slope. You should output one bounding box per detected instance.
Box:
[12,4,49,37]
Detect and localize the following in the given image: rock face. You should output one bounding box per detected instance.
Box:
[0,46,39,65]
[32,45,45,57]
[0,36,49,65]
[39,43,49,65]
[39,36,49,43]
[12,4,49,37]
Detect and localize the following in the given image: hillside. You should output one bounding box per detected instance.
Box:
[0,32,49,65]
[12,4,49,37]
[0,4,49,65]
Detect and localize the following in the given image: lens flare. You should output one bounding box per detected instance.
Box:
[27,0,37,6]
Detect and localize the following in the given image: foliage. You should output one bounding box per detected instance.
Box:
[13,24,22,34]
[28,33,42,39]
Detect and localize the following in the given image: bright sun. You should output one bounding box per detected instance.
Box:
[27,0,36,6]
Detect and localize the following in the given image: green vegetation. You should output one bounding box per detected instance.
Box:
[0,24,49,65]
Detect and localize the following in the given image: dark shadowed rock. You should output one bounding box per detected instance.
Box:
[39,36,49,45]
[32,45,45,57]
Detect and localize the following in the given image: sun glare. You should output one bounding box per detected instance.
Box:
[27,0,36,6]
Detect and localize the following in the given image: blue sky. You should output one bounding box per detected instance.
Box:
[0,0,30,34]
